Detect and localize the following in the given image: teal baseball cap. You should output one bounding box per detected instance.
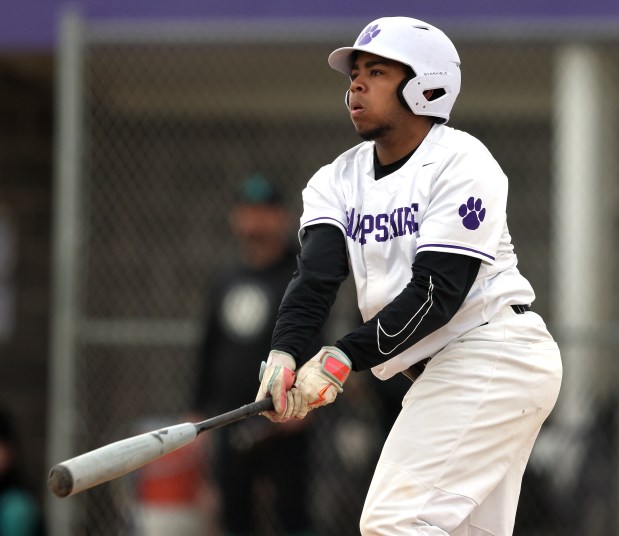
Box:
[238,173,283,205]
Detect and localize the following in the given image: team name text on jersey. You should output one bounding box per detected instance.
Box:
[346,204,419,245]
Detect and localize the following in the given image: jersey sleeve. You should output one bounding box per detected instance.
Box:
[299,165,348,240]
[416,143,507,264]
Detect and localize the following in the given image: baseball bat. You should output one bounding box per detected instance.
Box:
[47,398,274,498]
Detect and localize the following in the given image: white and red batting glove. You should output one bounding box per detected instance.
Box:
[285,346,352,420]
[256,350,296,422]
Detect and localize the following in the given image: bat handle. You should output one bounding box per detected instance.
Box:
[196,398,274,433]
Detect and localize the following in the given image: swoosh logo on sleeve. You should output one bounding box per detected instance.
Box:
[376,276,434,356]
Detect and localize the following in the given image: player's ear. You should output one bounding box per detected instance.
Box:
[423,88,447,102]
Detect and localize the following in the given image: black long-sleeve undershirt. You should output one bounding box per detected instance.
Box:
[271,224,481,372]
[271,225,349,355]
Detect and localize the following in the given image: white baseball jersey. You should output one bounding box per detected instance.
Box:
[299,123,535,380]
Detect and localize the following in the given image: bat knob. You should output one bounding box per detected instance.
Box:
[48,464,74,498]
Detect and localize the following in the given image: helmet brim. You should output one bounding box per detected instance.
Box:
[328,45,412,76]
[328,47,359,75]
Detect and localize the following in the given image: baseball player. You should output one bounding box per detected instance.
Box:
[255,16,562,535]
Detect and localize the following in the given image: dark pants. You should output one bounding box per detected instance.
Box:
[217,425,312,535]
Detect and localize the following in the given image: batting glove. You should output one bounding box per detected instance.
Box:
[256,350,296,422]
[284,346,352,420]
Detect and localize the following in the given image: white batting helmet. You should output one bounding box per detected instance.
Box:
[328,17,461,124]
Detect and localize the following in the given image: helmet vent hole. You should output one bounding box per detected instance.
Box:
[413,25,430,31]
[426,88,447,101]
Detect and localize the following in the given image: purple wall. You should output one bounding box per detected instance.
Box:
[4,0,619,50]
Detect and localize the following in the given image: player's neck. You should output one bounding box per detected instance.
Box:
[374,121,433,166]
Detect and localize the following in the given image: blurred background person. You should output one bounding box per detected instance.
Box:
[190,173,316,536]
[0,406,43,536]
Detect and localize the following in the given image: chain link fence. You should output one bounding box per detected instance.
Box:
[48,14,619,536]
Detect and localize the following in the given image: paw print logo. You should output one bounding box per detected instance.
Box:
[357,24,381,46]
[459,197,486,230]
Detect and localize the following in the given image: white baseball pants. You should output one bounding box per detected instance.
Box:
[360,306,563,535]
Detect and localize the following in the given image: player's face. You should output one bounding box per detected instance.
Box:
[348,52,411,141]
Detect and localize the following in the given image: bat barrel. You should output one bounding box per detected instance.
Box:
[47,464,74,498]
[48,422,198,498]
[47,399,274,498]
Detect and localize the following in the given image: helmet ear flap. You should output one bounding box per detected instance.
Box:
[396,74,415,113]
[345,72,432,117]
[347,79,414,112]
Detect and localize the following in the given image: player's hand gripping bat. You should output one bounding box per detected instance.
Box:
[47,398,274,498]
